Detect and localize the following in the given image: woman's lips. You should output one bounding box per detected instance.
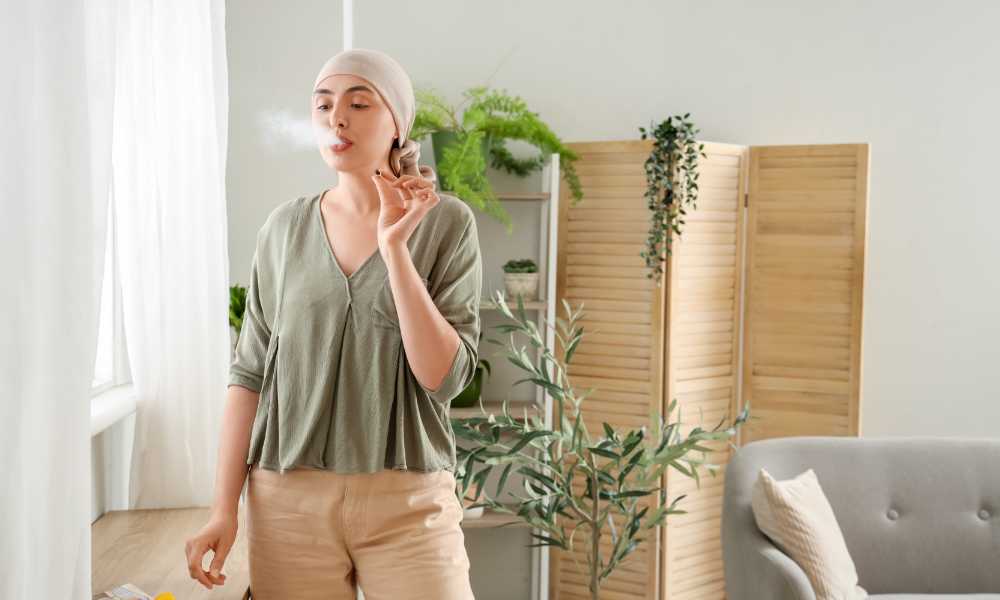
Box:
[330,141,353,152]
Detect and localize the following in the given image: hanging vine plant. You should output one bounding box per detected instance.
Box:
[639,114,706,284]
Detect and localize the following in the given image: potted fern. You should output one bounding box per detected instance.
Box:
[451,290,751,600]
[412,85,584,233]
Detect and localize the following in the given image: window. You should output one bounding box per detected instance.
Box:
[91,187,131,396]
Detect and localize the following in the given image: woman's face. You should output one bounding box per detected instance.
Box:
[311,73,397,174]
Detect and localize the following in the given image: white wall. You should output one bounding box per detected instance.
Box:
[225,0,346,278]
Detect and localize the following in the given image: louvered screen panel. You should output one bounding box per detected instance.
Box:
[549,141,745,600]
[740,144,869,442]
[551,141,663,600]
[661,143,747,600]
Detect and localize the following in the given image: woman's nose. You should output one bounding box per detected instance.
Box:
[330,106,346,128]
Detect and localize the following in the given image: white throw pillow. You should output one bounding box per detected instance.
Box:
[751,468,868,600]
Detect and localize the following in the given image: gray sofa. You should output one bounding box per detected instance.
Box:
[721,436,1000,599]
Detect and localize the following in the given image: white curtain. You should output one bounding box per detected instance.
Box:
[1,1,116,598]
[1,0,229,595]
[112,0,230,510]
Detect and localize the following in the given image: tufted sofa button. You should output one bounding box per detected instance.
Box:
[887,508,899,520]
[978,509,991,520]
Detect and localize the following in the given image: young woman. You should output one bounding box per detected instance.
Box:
[185,48,482,599]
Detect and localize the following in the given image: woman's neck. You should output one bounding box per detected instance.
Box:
[330,169,387,216]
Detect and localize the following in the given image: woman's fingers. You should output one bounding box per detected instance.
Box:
[207,539,230,585]
[185,539,216,589]
[376,171,415,203]
[379,171,432,192]
[397,176,431,190]
[372,172,406,207]
[396,179,417,203]
[414,187,439,209]
[376,171,436,208]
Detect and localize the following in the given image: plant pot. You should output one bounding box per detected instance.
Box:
[430,131,494,188]
[450,364,484,408]
[504,272,539,301]
[458,488,485,518]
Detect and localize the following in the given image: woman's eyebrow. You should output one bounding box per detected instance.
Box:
[313,84,374,97]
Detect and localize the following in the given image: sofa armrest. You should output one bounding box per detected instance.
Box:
[757,543,816,600]
[724,523,817,600]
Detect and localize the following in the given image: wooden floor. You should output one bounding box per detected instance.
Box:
[93,503,526,598]
[93,507,251,599]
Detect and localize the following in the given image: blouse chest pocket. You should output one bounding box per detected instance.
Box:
[371,276,431,330]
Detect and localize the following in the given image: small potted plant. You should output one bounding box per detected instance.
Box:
[229,283,248,354]
[503,258,538,301]
[412,85,584,234]
[451,331,492,409]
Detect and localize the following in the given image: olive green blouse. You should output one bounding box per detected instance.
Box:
[228,191,482,475]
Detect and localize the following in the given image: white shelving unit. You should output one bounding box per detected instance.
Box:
[448,153,561,600]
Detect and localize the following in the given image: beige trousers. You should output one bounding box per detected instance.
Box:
[245,463,474,599]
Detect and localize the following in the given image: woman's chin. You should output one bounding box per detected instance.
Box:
[322,155,370,175]
[321,151,348,168]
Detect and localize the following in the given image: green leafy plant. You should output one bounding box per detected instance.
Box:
[639,114,707,284]
[453,330,493,409]
[451,290,751,600]
[502,258,538,274]
[413,85,584,233]
[229,284,247,340]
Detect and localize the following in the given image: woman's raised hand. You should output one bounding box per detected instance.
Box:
[371,169,440,251]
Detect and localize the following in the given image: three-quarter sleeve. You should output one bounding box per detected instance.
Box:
[417,212,483,405]
[229,244,271,393]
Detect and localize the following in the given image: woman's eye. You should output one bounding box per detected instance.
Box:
[316,103,366,111]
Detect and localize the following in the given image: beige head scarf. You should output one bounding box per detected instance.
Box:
[313,48,436,186]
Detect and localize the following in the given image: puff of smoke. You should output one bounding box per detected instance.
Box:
[258,109,341,152]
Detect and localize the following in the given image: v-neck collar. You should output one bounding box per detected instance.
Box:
[315,191,381,282]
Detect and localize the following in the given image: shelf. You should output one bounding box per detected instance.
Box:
[443,154,559,599]
[450,399,544,421]
[480,297,546,311]
[494,192,551,202]
[441,190,550,202]
[461,505,531,529]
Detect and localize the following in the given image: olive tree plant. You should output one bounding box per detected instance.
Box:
[451,290,751,600]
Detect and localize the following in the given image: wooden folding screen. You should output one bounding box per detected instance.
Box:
[740,144,870,443]
[550,140,747,600]
[551,140,664,600]
[549,140,868,600]
[659,143,747,600]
